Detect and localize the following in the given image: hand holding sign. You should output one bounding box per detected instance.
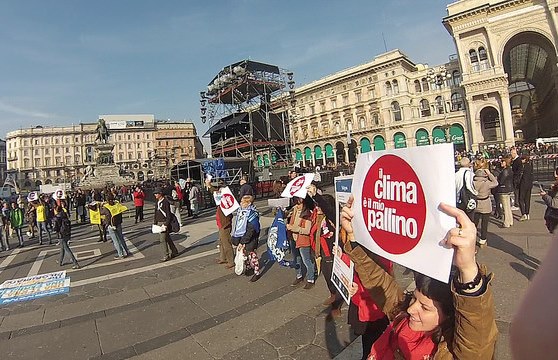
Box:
[438,203,478,283]
[340,195,355,237]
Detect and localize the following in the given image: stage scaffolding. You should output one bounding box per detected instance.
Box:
[200,60,294,180]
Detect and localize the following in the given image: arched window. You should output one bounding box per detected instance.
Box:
[385,81,392,96]
[452,70,461,86]
[414,80,422,93]
[451,92,464,111]
[435,96,444,114]
[391,101,402,121]
[469,49,479,72]
[392,80,399,94]
[359,116,366,129]
[419,99,431,117]
[478,47,489,70]
[421,78,429,92]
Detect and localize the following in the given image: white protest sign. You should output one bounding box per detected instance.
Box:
[280,173,314,198]
[52,188,66,200]
[219,186,240,216]
[352,143,456,283]
[333,175,355,305]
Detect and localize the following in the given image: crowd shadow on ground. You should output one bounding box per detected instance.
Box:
[486,232,541,280]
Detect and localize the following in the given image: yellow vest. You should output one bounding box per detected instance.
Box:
[103,202,128,217]
[36,205,46,222]
[89,208,101,225]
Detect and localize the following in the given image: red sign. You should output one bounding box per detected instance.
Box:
[360,155,426,255]
[289,176,306,196]
[220,193,235,210]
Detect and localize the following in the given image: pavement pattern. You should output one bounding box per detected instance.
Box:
[0,191,551,359]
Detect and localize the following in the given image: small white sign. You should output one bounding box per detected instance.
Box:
[352,143,456,283]
[219,186,240,216]
[280,173,314,199]
[333,175,355,305]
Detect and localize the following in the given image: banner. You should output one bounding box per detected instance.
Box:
[103,202,128,216]
[333,176,355,305]
[219,186,240,216]
[280,173,315,199]
[351,143,455,282]
[0,271,70,305]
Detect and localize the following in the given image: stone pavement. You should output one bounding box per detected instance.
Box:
[0,192,552,359]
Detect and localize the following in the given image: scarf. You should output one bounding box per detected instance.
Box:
[368,317,436,360]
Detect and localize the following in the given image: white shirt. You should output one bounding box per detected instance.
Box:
[455,167,478,197]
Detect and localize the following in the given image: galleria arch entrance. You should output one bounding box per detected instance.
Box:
[503,31,558,141]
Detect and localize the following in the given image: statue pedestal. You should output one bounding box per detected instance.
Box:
[77,142,133,189]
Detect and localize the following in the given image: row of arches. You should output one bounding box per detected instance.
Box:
[294,124,466,165]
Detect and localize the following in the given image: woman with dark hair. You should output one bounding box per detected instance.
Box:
[518,155,534,221]
[340,197,497,359]
[287,195,315,289]
[496,155,514,228]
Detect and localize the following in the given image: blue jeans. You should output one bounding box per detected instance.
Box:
[295,246,315,282]
[59,236,78,266]
[38,221,52,244]
[108,225,129,257]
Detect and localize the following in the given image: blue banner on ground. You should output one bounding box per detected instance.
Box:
[0,271,71,305]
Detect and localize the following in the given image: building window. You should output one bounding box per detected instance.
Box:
[35,139,39,145]
[346,120,353,131]
[414,80,422,93]
[392,80,399,94]
[137,143,141,149]
[320,102,326,112]
[24,159,30,168]
[355,92,362,103]
[342,95,349,106]
[451,92,465,111]
[373,113,379,126]
[127,135,131,140]
[331,98,337,109]
[435,96,445,114]
[421,78,429,92]
[310,105,315,115]
[137,152,142,160]
[35,158,40,167]
[385,82,392,96]
[452,71,461,86]
[478,47,489,70]
[45,158,50,166]
[55,148,60,155]
[420,99,431,117]
[391,101,402,121]
[469,49,479,72]
[23,149,29,156]
[75,155,81,163]
[128,153,133,160]
[368,88,375,99]
[65,147,70,153]
[45,148,50,155]
[359,116,366,129]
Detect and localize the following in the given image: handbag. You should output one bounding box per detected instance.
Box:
[457,171,477,212]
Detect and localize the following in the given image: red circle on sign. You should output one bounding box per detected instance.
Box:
[361,154,426,255]
[220,193,235,209]
[290,176,306,196]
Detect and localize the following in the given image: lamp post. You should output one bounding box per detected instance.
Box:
[427,66,452,142]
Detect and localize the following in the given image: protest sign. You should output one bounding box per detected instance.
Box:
[0,271,66,289]
[219,186,240,216]
[351,143,456,283]
[280,173,315,198]
[0,278,71,305]
[52,188,66,200]
[333,175,355,305]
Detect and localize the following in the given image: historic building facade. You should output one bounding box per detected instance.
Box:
[6,114,202,188]
[444,0,558,150]
[290,50,468,168]
[0,139,6,185]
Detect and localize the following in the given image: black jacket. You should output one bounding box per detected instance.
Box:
[154,197,172,227]
[512,157,523,188]
[497,167,514,193]
[519,162,533,190]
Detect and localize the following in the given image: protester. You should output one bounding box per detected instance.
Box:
[287,195,315,289]
[340,196,497,359]
[511,230,558,358]
[540,176,558,233]
[205,180,234,268]
[133,185,145,224]
[518,155,533,221]
[25,202,37,239]
[88,201,108,243]
[10,202,25,247]
[472,158,498,246]
[34,197,53,245]
[454,157,477,221]
[53,205,80,269]
[510,146,522,211]
[0,203,11,251]
[153,187,178,262]
[103,195,130,259]
[231,195,261,282]
[74,189,87,223]
[171,181,183,227]
[184,180,193,217]
[496,155,514,228]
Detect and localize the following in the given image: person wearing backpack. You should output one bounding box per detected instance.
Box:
[53,205,80,269]
[455,157,478,221]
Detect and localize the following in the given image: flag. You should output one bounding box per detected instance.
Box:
[3,174,19,193]
[267,209,288,263]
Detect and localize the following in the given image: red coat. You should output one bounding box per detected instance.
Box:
[133,190,145,206]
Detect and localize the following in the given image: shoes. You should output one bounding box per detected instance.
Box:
[291,277,304,286]
[519,215,527,221]
[323,294,336,306]
[170,253,178,259]
[114,255,121,259]
[526,214,530,220]
[160,256,171,262]
[303,281,315,290]
[72,264,81,269]
[477,238,487,247]
[250,273,261,282]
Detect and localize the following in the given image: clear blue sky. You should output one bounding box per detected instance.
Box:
[0,0,456,147]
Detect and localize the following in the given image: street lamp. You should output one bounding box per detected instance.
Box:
[427,66,452,142]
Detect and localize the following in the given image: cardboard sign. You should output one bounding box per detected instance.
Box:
[352,143,456,283]
[333,175,355,305]
[280,173,315,198]
[219,186,239,216]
